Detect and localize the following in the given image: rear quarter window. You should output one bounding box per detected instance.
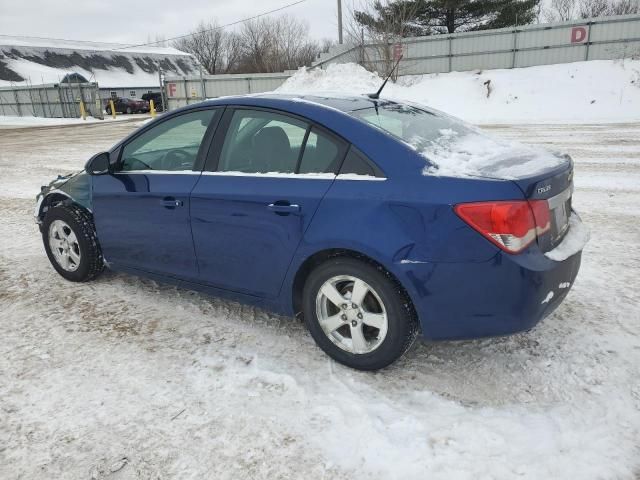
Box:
[339,147,384,178]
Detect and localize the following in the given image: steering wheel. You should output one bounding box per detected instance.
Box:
[123,157,153,171]
[160,149,192,171]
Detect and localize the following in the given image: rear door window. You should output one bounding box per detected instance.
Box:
[217,110,308,174]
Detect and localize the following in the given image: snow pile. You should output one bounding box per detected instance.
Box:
[278,60,640,124]
[545,214,591,261]
[281,62,384,94]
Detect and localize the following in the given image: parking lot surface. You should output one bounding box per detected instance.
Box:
[1,121,639,479]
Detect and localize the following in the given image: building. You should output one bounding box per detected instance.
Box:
[0,35,200,101]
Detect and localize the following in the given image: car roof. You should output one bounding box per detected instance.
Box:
[199,93,395,114]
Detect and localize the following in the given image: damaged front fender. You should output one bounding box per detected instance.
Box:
[34,171,92,224]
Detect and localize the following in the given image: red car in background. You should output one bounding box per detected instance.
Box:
[105,97,149,115]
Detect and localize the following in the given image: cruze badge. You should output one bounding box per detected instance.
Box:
[537,185,552,194]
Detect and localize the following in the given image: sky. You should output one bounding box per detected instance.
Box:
[0,0,347,47]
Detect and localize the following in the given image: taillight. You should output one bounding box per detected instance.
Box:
[454,200,551,254]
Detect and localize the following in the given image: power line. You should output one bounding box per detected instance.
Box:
[113,0,310,51]
[0,0,310,51]
[0,33,131,47]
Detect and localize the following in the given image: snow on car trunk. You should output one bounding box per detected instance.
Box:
[416,127,568,179]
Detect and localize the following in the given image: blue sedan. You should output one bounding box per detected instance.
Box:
[35,93,583,370]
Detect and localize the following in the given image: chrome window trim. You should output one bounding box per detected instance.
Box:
[111,170,387,180]
[113,170,201,175]
[200,171,387,181]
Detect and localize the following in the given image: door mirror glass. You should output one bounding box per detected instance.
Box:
[85,152,111,175]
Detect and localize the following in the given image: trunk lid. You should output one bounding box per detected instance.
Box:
[510,156,574,252]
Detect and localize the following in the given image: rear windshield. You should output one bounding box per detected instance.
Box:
[349,102,474,150]
[349,101,568,179]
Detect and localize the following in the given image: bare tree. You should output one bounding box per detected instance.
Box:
[174,15,323,75]
[609,0,640,14]
[236,15,321,73]
[237,18,274,72]
[579,0,610,17]
[554,0,639,19]
[345,0,421,75]
[544,0,577,21]
[172,20,237,74]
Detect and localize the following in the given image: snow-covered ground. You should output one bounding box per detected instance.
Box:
[0,117,639,479]
[0,114,151,129]
[278,60,640,124]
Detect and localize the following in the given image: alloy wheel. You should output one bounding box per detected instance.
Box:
[315,275,388,354]
[48,220,81,272]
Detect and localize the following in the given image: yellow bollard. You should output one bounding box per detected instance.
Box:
[109,99,116,119]
[79,100,87,120]
[149,99,156,118]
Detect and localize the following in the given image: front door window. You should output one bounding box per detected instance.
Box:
[120,110,216,172]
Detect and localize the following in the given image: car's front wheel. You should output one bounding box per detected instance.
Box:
[42,204,104,282]
[303,257,418,370]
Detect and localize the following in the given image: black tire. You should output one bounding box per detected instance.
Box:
[42,204,104,282]
[126,107,132,114]
[303,257,418,371]
[106,106,112,115]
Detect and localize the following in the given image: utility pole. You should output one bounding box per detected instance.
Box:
[337,0,343,44]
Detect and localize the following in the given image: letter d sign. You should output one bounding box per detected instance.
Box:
[571,26,588,43]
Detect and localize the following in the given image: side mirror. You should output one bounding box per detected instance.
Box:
[85,152,112,175]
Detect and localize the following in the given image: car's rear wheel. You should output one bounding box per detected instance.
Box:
[105,106,112,115]
[126,107,132,114]
[42,204,104,282]
[303,257,418,370]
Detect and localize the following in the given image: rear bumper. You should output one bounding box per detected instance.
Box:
[397,248,582,341]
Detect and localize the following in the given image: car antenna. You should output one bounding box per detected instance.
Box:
[367,55,403,100]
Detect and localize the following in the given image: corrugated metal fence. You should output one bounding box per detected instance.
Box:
[164,72,293,110]
[165,13,640,110]
[0,82,103,119]
[316,13,640,75]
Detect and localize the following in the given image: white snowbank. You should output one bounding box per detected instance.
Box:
[277,60,640,124]
[545,214,591,261]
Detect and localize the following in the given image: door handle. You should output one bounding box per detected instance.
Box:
[267,202,300,215]
[161,197,183,209]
